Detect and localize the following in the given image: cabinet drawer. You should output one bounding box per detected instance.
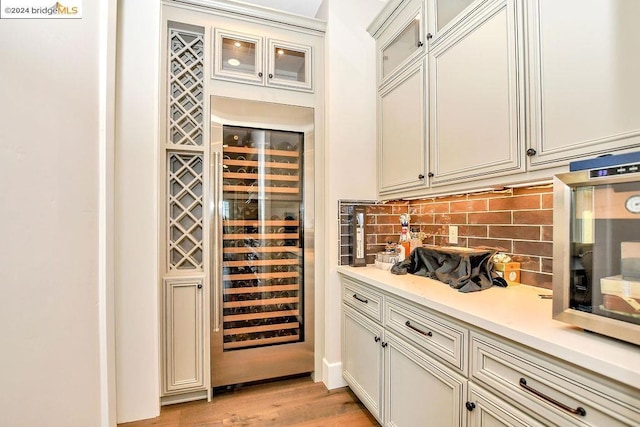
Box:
[342,277,384,323]
[385,297,467,374]
[470,332,640,426]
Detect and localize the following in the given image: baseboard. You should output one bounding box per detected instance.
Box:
[322,358,347,390]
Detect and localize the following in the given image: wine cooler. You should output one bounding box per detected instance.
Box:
[210,96,314,388]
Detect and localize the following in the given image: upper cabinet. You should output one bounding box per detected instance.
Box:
[375,0,426,88]
[213,28,313,92]
[525,0,640,169]
[369,0,640,199]
[429,0,524,186]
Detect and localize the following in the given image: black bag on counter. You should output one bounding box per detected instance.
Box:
[391,246,507,293]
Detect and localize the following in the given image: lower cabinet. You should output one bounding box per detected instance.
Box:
[385,332,467,427]
[342,305,384,421]
[467,382,544,427]
[163,276,206,395]
[340,273,640,427]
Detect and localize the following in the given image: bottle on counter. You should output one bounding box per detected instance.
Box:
[398,214,411,261]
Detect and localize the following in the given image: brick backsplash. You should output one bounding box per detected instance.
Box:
[339,184,554,289]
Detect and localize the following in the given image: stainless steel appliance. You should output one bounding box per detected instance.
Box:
[210,96,314,387]
[553,152,640,346]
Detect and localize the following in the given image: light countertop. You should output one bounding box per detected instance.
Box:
[337,265,640,390]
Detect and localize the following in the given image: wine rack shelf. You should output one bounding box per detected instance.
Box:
[221,130,303,351]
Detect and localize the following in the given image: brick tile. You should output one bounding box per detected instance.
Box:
[513,210,553,225]
[366,204,394,214]
[421,224,449,236]
[369,224,394,234]
[541,226,553,242]
[520,271,552,289]
[513,185,553,195]
[468,211,511,224]
[467,189,511,200]
[419,202,450,214]
[489,195,540,211]
[541,258,553,273]
[366,234,377,244]
[411,214,434,224]
[467,238,511,252]
[392,203,410,214]
[510,255,540,271]
[450,199,488,213]
[513,240,553,257]
[434,213,467,225]
[459,225,488,238]
[542,193,553,209]
[376,215,399,225]
[377,234,399,244]
[489,225,540,240]
[408,205,420,215]
[435,235,468,247]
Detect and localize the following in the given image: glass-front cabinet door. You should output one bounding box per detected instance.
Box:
[378,0,425,86]
[433,0,476,34]
[267,39,312,92]
[212,29,313,92]
[213,29,264,85]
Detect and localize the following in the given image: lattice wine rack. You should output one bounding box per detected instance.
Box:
[166,26,205,273]
[169,28,204,147]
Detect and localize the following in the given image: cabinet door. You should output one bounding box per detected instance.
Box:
[467,383,545,427]
[342,305,384,423]
[429,0,524,186]
[212,28,264,85]
[379,59,428,196]
[266,39,312,92]
[430,0,479,41]
[377,0,425,87]
[163,277,205,393]
[526,0,640,169]
[385,332,467,427]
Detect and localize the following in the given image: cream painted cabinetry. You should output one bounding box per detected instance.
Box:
[372,0,429,196]
[342,276,468,426]
[212,27,313,92]
[470,331,640,426]
[525,0,640,168]
[163,277,205,394]
[429,0,523,186]
[378,60,428,195]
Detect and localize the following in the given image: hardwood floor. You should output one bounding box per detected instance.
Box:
[119,375,379,427]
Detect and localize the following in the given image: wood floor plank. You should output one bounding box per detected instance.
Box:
[118,376,379,427]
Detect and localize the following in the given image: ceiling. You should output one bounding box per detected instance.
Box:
[238,0,325,18]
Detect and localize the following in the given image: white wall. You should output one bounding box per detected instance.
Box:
[322,0,384,388]
[0,5,106,426]
[114,0,161,423]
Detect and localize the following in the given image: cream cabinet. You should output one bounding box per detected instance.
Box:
[466,382,545,427]
[162,277,205,394]
[342,276,468,426]
[525,0,640,169]
[212,28,313,92]
[428,0,524,186]
[470,331,640,426]
[378,59,428,195]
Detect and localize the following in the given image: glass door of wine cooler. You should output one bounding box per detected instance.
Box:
[221,125,304,349]
[210,96,314,388]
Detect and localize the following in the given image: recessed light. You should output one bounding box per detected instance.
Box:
[227,58,240,66]
[277,49,285,55]
[234,41,241,48]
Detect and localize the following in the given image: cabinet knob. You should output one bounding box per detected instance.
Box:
[465,401,476,411]
[268,73,274,79]
[418,174,425,180]
[381,341,388,348]
[417,41,424,47]
[258,72,263,78]
[427,172,434,178]
[426,33,433,40]
[374,336,381,343]
[197,284,203,289]
[526,148,537,157]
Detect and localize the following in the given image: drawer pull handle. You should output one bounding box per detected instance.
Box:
[353,294,368,304]
[405,320,432,337]
[519,378,586,417]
